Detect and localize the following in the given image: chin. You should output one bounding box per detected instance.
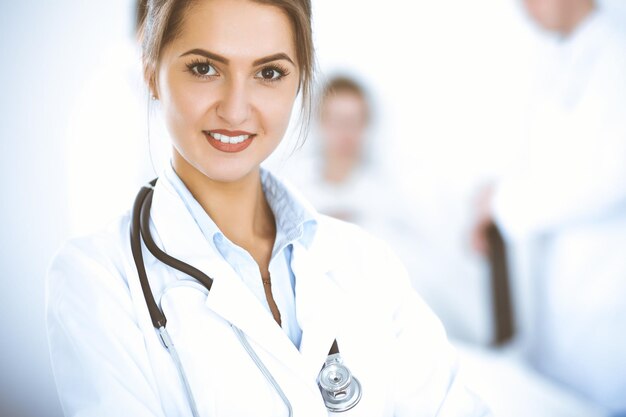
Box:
[195,157,262,184]
[173,135,278,184]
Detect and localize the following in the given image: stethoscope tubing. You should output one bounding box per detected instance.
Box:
[232,325,293,416]
[157,326,201,417]
[130,180,167,329]
[138,183,214,292]
[130,180,293,416]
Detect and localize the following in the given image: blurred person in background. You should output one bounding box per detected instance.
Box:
[285,75,425,286]
[289,76,388,223]
[472,0,626,414]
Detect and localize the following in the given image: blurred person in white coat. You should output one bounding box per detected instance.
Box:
[284,76,427,293]
[287,77,398,226]
[472,0,626,413]
[46,0,490,416]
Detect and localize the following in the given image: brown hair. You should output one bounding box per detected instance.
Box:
[135,0,148,34]
[320,75,370,122]
[139,0,315,142]
[322,76,366,100]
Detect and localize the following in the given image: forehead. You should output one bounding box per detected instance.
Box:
[174,0,296,61]
[323,92,366,109]
[321,93,368,122]
[523,0,568,10]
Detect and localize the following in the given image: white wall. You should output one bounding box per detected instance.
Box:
[0,1,135,415]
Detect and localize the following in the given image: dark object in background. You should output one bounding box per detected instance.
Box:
[486,222,515,345]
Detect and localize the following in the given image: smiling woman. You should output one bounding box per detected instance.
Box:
[45,0,491,416]
[152,0,302,186]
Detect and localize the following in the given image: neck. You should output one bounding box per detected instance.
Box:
[560,0,595,37]
[172,152,276,248]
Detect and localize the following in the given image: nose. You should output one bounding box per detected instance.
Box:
[216,78,251,127]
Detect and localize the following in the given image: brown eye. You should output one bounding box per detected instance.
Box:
[261,68,278,79]
[188,62,217,77]
[196,64,211,75]
[255,66,285,81]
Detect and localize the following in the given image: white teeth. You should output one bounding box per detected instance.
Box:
[210,132,250,144]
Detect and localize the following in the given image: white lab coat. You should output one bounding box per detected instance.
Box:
[492,9,626,412]
[278,157,455,340]
[46,174,489,417]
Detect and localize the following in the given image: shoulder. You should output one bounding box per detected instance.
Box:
[46,213,133,313]
[49,213,131,275]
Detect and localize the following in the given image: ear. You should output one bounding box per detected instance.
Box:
[143,63,159,100]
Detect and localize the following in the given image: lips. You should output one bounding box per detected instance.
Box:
[204,129,256,153]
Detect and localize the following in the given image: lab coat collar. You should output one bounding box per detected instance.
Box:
[149,170,347,386]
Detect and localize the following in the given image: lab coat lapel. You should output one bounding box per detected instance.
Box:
[204,261,307,375]
[150,177,307,379]
[292,240,347,381]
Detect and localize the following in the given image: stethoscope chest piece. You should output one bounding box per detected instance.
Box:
[318,353,362,412]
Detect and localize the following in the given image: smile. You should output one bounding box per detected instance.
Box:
[204,130,256,153]
[208,131,251,144]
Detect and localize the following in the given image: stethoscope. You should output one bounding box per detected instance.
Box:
[130,179,362,416]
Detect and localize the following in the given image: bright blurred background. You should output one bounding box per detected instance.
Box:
[1,0,625,416]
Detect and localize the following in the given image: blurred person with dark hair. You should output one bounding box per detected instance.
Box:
[472,0,626,414]
[302,76,376,223]
[289,76,407,225]
[285,75,426,286]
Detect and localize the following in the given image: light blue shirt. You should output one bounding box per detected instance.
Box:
[164,164,317,349]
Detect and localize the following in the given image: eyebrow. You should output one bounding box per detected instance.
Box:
[179,49,295,66]
[253,53,295,66]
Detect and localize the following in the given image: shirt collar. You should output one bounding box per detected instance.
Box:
[260,168,318,254]
[162,162,318,254]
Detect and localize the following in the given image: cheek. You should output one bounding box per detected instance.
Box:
[524,0,544,21]
[321,125,345,148]
[161,73,213,138]
[256,87,297,137]
[525,0,562,27]
[162,84,210,130]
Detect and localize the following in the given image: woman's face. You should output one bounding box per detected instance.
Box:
[320,91,368,159]
[155,0,299,183]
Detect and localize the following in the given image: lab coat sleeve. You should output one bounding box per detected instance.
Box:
[46,235,167,417]
[377,242,492,417]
